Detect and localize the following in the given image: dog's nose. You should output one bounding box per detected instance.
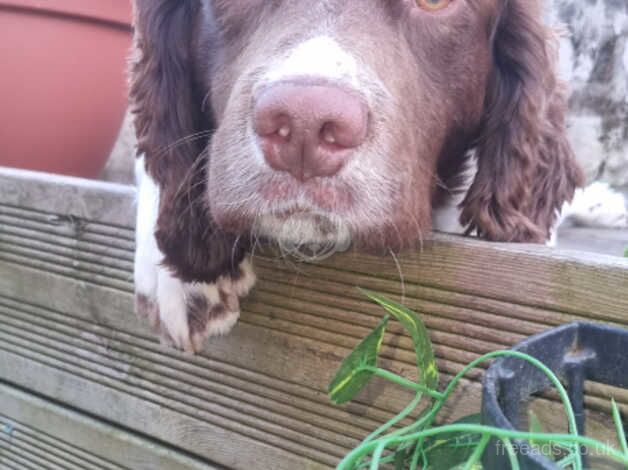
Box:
[253,83,368,181]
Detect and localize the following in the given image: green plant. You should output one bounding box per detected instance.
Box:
[328,290,628,469]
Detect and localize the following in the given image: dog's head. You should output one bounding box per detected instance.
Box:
[131,0,583,281]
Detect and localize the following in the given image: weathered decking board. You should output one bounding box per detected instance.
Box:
[0,167,627,469]
[0,382,211,470]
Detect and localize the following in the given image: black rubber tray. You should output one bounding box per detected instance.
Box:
[481,322,628,469]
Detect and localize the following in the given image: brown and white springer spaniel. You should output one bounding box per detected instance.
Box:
[130,0,586,352]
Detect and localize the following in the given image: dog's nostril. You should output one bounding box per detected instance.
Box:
[278,125,291,139]
[253,82,369,182]
[321,123,339,146]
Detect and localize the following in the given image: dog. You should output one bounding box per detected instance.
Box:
[130,0,587,353]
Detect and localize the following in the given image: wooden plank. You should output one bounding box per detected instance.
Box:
[0,166,135,227]
[0,267,419,469]
[278,236,628,323]
[0,167,627,469]
[0,383,215,470]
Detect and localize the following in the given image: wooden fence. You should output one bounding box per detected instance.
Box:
[0,167,627,469]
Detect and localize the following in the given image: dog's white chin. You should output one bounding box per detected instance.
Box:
[253,210,352,262]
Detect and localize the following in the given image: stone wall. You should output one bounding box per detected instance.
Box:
[548,0,628,187]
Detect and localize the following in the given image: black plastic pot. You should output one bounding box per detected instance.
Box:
[481,322,628,470]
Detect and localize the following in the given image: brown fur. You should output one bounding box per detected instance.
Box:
[130,0,584,281]
[131,0,248,283]
[460,0,585,241]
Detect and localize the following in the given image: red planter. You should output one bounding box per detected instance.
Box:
[0,0,132,178]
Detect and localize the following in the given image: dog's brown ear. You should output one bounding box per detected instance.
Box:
[131,0,205,185]
[460,0,584,243]
[130,0,247,282]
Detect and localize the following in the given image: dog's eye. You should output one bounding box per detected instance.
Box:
[416,0,452,11]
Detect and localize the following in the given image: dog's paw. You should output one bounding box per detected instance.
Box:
[134,257,256,353]
[182,258,256,352]
[133,157,256,353]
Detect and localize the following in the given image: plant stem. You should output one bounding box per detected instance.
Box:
[557,454,576,467]
[409,440,424,470]
[418,350,583,469]
[338,425,628,469]
[362,367,444,400]
[502,438,520,470]
[340,350,585,470]
[356,454,397,469]
[361,392,425,444]
[369,443,386,470]
[463,434,490,470]
[612,398,628,457]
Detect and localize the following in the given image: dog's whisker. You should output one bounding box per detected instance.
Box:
[231,234,242,270]
[388,248,406,305]
[155,131,213,159]
[406,210,425,250]
[214,193,258,209]
[201,91,211,113]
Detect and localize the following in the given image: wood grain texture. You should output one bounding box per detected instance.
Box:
[0,167,627,469]
[0,383,214,470]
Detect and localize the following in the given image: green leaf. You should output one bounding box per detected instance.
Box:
[528,410,555,461]
[423,414,483,470]
[360,289,439,390]
[328,316,390,405]
[624,247,628,258]
[611,398,628,456]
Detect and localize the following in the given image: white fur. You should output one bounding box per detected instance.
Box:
[155,269,192,350]
[198,310,239,344]
[184,281,236,351]
[260,36,360,89]
[549,182,627,246]
[133,158,161,298]
[212,34,396,244]
[561,182,627,229]
[432,204,467,235]
[433,156,477,235]
[134,157,256,353]
[135,157,192,351]
[226,257,258,297]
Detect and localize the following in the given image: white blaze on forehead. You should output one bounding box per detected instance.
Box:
[261,35,360,86]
